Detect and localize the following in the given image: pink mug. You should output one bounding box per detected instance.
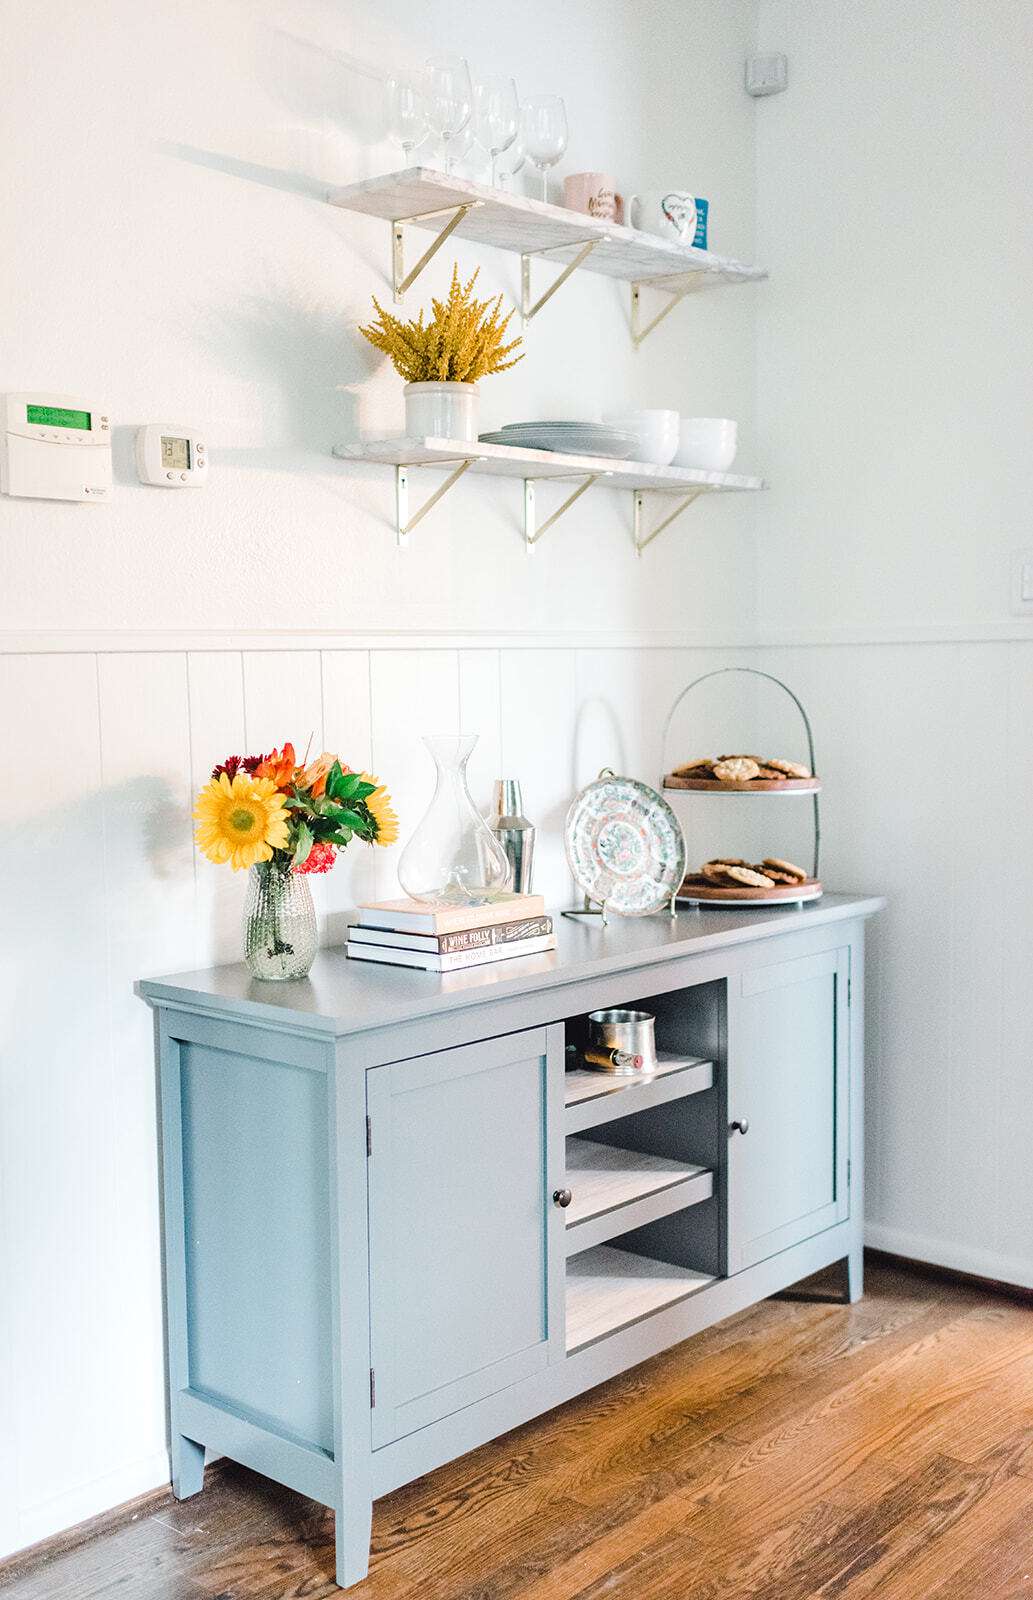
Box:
[563,172,623,224]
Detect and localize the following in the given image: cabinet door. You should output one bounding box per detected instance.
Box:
[727,947,849,1273]
[367,1026,565,1448]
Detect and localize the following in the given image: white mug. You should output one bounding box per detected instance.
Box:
[627,190,698,243]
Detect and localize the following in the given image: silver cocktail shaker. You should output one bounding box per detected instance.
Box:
[490,779,536,894]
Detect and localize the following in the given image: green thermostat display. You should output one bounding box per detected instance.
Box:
[26,404,92,430]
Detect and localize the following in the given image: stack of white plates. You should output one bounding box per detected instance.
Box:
[478,421,640,458]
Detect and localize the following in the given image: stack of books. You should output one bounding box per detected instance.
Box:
[346,894,555,972]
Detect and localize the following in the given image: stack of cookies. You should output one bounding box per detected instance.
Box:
[672,755,812,784]
[695,856,810,890]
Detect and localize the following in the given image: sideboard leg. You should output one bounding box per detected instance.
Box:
[845,1246,864,1304]
[335,1500,373,1589]
[171,1433,205,1499]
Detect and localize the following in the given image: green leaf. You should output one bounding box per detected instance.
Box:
[326,829,353,847]
[353,781,376,800]
[293,820,314,868]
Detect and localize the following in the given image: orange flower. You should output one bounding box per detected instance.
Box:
[255,743,296,789]
[299,751,339,798]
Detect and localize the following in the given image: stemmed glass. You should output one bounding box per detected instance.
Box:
[385,75,427,164]
[424,55,473,175]
[473,74,520,188]
[495,131,526,191]
[522,95,568,202]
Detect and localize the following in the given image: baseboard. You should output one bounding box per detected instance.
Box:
[864,1222,1033,1293]
[0,1449,171,1567]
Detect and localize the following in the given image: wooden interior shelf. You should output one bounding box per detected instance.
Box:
[566,1245,715,1354]
[564,1053,714,1135]
[333,436,764,552]
[565,1138,713,1257]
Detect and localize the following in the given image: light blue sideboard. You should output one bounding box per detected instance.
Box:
[138,893,883,1588]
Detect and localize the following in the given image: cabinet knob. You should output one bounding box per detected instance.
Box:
[730,1118,750,1136]
[553,1188,573,1209]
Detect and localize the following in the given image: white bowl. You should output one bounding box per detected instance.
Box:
[602,409,680,466]
[673,418,738,472]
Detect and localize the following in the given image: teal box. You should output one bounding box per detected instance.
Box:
[693,198,709,249]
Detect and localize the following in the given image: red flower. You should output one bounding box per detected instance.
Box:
[293,841,338,876]
[211,754,262,781]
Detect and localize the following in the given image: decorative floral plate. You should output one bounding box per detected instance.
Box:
[564,773,687,916]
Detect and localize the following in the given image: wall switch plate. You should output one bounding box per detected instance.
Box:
[746,52,788,96]
[1010,549,1033,613]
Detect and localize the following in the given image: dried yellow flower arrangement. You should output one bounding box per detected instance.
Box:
[359,265,524,384]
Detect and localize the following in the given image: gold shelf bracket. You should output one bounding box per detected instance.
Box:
[391,202,483,300]
[394,459,474,547]
[521,237,603,323]
[524,473,601,553]
[632,487,708,555]
[630,275,712,346]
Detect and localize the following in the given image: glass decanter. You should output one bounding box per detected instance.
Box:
[398,735,512,904]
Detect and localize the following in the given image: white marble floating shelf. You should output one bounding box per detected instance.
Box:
[326,167,767,288]
[334,436,765,494]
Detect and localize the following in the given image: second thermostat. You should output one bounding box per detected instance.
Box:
[136,425,208,487]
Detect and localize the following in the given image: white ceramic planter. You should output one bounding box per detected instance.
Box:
[404,382,480,443]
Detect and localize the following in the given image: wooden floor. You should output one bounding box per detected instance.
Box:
[3,1256,1032,1600]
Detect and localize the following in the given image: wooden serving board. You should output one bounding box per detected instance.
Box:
[678,876,823,905]
[664,774,821,793]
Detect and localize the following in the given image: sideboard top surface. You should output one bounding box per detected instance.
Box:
[138,894,884,1040]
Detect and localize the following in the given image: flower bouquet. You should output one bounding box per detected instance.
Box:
[194,745,397,980]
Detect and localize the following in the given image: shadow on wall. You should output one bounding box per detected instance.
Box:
[189,287,379,455]
[261,30,388,143]
[574,696,631,786]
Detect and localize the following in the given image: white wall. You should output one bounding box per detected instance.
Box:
[0,0,761,1559]
[753,0,1033,1287]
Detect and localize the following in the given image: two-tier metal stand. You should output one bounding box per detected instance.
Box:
[660,668,822,906]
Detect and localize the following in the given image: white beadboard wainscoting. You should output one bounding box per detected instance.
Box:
[4,630,1033,1560]
[0,636,751,1558]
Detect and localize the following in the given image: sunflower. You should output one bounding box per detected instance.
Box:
[194,772,291,870]
[361,774,398,846]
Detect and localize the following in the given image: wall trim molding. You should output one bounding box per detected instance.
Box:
[0,628,758,655]
[864,1222,1032,1293]
[3,620,1033,655]
[2,1449,170,1565]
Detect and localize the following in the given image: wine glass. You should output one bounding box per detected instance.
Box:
[495,130,526,190]
[385,75,428,164]
[424,55,473,175]
[522,95,568,202]
[473,75,520,188]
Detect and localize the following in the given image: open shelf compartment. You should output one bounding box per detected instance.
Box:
[565,1138,713,1257]
[564,1052,713,1135]
[566,1245,714,1354]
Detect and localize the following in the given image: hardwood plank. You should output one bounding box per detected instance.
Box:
[4,1261,1030,1600]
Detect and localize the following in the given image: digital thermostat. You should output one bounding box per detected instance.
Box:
[135,425,209,487]
[1,393,112,502]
